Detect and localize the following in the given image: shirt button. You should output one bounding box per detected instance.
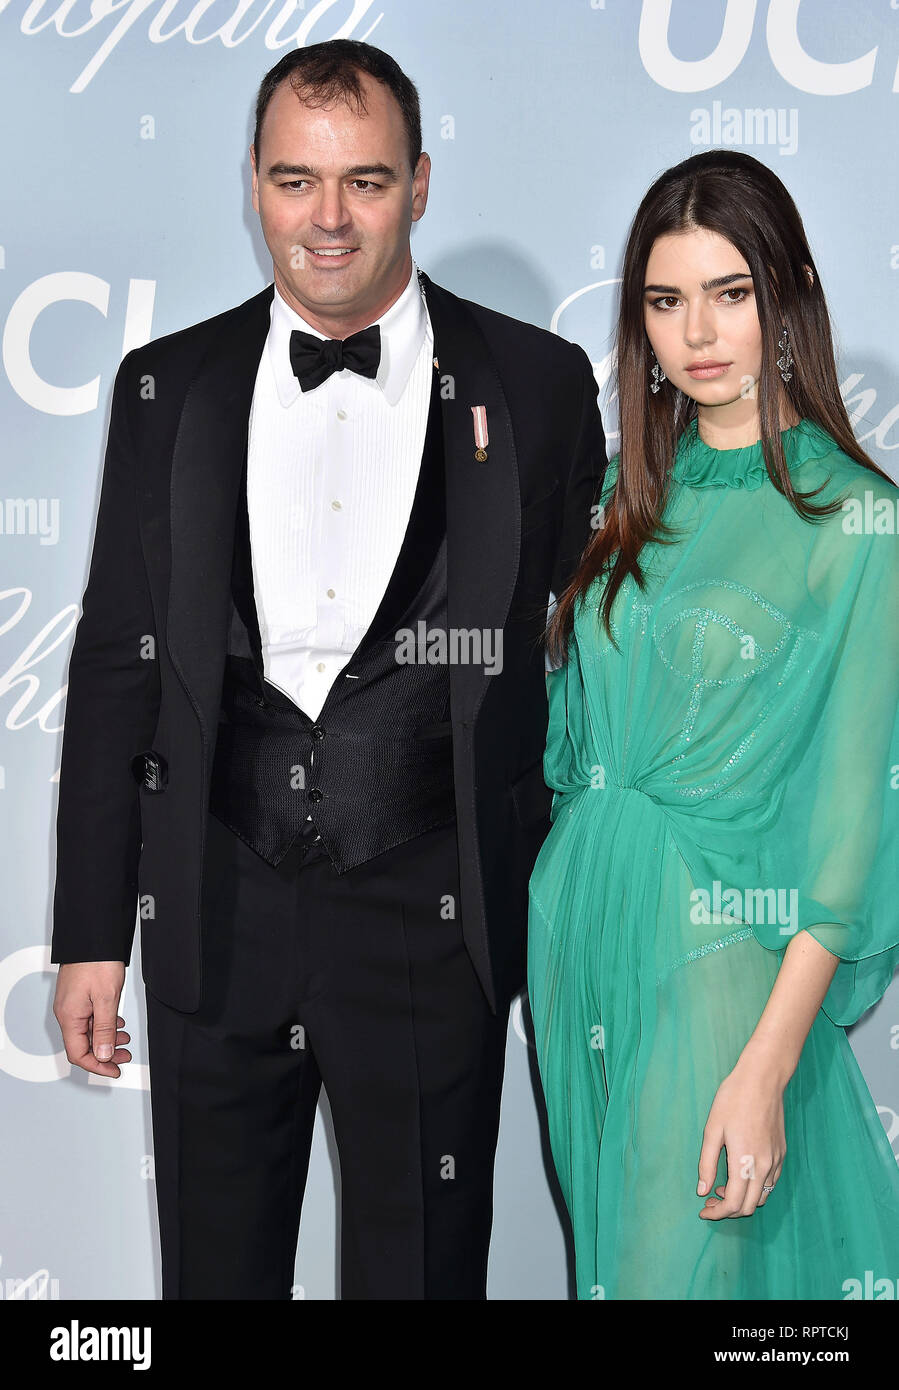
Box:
[316,662,325,672]
[331,500,342,510]
[326,588,335,598]
[336,408,348,421]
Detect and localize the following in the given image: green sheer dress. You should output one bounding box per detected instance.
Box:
[528,417,899,1299]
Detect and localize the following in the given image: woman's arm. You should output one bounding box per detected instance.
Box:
[739,927,841,1086]
[696,928,840,1219]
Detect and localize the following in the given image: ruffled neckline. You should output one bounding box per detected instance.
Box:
[671,416,836,490]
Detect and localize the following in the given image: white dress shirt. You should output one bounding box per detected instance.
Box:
[246,260,434,721]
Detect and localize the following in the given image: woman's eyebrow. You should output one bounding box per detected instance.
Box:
[643,271,754,294]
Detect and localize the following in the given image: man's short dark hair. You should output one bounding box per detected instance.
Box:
[254,40,422,174]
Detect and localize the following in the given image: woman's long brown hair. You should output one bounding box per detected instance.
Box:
[545,149,890,667]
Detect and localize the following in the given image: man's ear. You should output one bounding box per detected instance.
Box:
[250,143,259,211]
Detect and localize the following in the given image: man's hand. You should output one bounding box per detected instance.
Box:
[53,962,131,1078]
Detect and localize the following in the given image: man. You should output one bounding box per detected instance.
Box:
[51,39,606,1300]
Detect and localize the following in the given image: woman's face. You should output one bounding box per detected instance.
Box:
[643,227,763,407]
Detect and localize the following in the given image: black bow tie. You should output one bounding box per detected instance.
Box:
[289,324,381,392]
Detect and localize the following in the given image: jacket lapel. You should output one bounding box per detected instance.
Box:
[418,270,520,724]
[166,285,274,738]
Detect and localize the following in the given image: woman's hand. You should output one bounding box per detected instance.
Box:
[696,1051,787,1219]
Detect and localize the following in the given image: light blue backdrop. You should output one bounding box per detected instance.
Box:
[1,0,897,1300]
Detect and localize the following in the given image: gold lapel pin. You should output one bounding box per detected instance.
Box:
[471,404,489,462]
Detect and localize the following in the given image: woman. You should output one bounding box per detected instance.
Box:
[528,149,899,1300]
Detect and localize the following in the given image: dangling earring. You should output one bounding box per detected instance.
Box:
[777,325,794,383]
[649,348,666,394]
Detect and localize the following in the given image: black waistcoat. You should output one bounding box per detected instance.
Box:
[208,360,456,868]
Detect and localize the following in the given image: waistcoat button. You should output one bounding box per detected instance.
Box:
[309,788,323,801]
[311,725,325,740]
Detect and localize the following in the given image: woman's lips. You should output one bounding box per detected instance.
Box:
[685,362,731,379]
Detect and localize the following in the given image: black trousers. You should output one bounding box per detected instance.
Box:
[144,808,509,1300]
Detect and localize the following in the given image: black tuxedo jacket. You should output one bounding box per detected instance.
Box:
[50,270,607,1013]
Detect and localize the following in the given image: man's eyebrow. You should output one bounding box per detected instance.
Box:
[643,272,754,294]
[266,162,401,182]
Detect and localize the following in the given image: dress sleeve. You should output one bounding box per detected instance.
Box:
[753,472,899,1026]
[544,652,588,823]
[543,454,621,823]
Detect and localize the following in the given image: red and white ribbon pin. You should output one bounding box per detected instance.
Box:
[471,405,489,461]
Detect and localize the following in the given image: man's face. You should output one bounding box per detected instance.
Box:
[251,72,430,335]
